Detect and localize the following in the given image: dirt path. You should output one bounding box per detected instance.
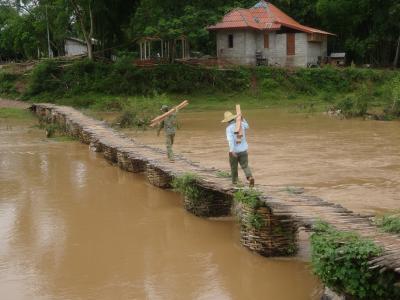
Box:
[0,98,30,109]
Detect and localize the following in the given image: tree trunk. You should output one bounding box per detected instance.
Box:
[70,0,94,60]
[393,34,400,68]
[86,38,93,60]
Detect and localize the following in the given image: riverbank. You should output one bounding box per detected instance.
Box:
[1,59,399,119]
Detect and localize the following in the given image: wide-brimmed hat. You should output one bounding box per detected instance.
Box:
[221,111,236,123]
[160,105,169,112]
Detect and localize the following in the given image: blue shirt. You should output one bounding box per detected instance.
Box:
[226,120,249,153]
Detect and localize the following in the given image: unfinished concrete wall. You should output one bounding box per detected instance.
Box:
[268,33,308,67]
[217,30,258,65]
[255,32,276,63]
[217,30,246,64]
[307,36,328,65]
[216,30,327,67]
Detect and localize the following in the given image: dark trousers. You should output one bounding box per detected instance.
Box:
[166,134,175,159]
[229,151,252,184]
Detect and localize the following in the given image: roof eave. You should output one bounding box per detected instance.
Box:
[279,22,335,36]
[207,26,262,31]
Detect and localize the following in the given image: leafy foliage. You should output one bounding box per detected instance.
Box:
[0,72,19,95]
[26,59,250,98]
[375,213,400,234]
[234,188,265,229]
[383,76,400,119]
[216,170,231,178]
[311,222,400,299]
[233,188,263,209]
[0,0,400,66]
[113,94,171,128]
[172,173,205,203]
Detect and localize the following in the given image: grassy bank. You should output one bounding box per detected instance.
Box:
[0,107,33,120]
[1,59,399,122]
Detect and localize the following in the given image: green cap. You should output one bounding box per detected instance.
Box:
[161,105,169,112]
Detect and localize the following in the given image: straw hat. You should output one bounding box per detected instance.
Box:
[221,111,236,123]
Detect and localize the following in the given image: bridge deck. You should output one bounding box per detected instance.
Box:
[32,103,400,274]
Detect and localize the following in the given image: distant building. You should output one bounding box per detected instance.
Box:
[329,53,346,67]
[208,0,334,67]
[64,37,88,56]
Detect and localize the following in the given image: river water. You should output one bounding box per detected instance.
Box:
[0,116,319,299]
[125,109,400,215]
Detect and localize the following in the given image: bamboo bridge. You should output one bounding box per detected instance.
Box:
[31,103,400,276]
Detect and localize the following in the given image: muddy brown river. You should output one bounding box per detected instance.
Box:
[0,116,320,299]
[124,109,400,215]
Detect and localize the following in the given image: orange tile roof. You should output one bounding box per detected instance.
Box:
[208,0,333,35]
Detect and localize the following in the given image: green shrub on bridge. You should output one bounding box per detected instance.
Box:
[311,222,400,299]
[172,173,205,204]
[234,189,265,230]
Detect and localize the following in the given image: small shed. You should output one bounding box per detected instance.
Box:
[329,53,346,66]
[64,37,88,56]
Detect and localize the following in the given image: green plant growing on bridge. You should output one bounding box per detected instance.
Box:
[234,189,265,230]
[311,222,400,299]
[39,123,70,140]
[172,173,205,204]
[234,188,263,209]
[216,170,231,178]
[375,213,400,234]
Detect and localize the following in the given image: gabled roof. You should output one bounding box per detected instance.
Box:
[208,0,333,35]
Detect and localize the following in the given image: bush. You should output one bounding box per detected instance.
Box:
[234,189,265,229]
[375,214,400,234]
[27,59,63,95]
[26,59,251,98]
[383,76,400,118]
[335,87,370,118]
[112,94,172,128]
[0,72,19,95]
[172,173,205,203]
[311,222,400,299]
[233,188,263,209]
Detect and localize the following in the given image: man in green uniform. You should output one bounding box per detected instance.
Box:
[157,105,177,162]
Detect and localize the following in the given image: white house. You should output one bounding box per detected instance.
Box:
[208,0,333,67]
[64,37,88,56]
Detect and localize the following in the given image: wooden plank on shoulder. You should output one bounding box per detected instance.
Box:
[235,104,243,143]
[149,100,189,127]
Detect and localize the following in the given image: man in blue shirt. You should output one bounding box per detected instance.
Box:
[221,111,255,187]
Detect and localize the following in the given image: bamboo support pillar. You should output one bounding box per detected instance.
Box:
[183,185,232,217]
[236,202,298,257]
[146,165,172,188]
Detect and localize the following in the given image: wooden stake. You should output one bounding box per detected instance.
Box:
[235,104,243,143]
[150,100,189,127]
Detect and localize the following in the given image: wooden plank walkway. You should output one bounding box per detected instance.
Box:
[32,103,400,274]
